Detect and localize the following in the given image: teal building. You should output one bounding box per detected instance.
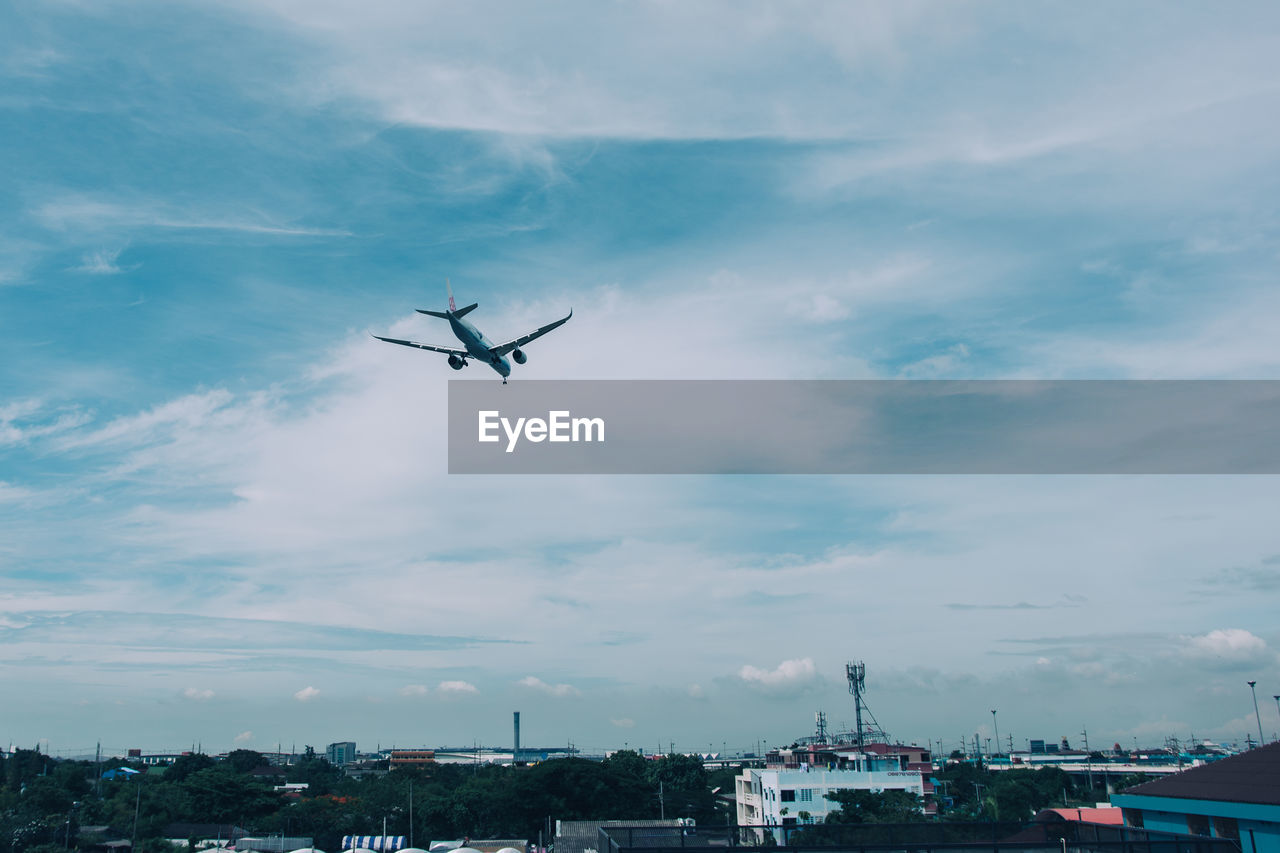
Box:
[1112,742,1280,853]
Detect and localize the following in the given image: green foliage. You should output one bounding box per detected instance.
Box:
[5,750,56,791]
[0,750,732,850]
[163,754,216,784]
[224,751,268,775]
[180,768,279,823]
[823,789,927,824]
[285,756,343,796]
[16,776,76,819]
[646,754,715,822]
[933,764,1077,819]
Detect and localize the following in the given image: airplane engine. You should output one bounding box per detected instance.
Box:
[448,354,465,370]
[512,348,527,364]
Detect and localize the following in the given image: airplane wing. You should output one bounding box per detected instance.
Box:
[489,309,573,357]
[371,334,468,357]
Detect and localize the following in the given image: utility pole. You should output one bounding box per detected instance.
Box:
[659,780,665,819]
[1081,726,1093,793]
[1248,682,1264,747]
[131,781,141,851]
[991,710,1000,761]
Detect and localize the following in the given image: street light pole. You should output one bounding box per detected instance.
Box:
[991,710,1001,762]
[1248,682,1264,747]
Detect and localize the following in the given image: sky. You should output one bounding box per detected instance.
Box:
[2,0,1280,759]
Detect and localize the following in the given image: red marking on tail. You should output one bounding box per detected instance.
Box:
[449,294,456,311]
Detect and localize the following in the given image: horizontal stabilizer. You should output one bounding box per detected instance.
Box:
[417,302,478,319]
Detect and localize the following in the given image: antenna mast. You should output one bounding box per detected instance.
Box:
[847,662,866,748]
[845,661,888,747]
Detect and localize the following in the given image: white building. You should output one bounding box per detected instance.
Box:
[735,747,927,838]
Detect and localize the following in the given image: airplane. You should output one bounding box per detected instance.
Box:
[373,281,572,383]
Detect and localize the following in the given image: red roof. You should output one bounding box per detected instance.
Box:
[1038,808,1124,825]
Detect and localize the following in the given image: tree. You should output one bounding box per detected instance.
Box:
[164,754,216,784]
[647,754,715,823]
[224,751,267,775]
[603,750,648,781]
[823,789,926,825]
[180,768,279,823]
[286,756,343,796]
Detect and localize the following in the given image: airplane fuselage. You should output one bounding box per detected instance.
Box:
[451,315,511,377]
[373,287,570,382]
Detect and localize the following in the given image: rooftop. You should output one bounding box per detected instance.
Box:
[1121,741,1280,807]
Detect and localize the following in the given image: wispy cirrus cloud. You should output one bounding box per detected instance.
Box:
[72,247,134,275]
[32,194,352,238]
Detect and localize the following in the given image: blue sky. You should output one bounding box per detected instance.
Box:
[3,0,1280,757]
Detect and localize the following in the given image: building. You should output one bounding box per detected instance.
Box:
[735,744,929,835]
[1112,741,1280,853]
[555,820,684,853]
[237,838,313,852]
[327,742,357,766]
[389,749,436,767]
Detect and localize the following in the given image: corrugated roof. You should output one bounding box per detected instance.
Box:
[1038,808,1124,825]
[1121,742,1280,806]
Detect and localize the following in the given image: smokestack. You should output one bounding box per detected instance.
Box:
[514,711,521,763]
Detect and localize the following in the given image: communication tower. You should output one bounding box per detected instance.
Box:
[845,660,888,747]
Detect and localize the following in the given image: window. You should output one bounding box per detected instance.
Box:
[798,789,813,802]
[1122,810,1144,829]
[781,789,796,802]
[1186,815,1210,837]
[1212,817,1239,841]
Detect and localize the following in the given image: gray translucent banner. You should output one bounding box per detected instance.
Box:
[447,380,1280,474]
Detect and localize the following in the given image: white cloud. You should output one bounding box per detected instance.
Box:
[182,687,215,700]
[0,399,92,448]
[1183,629,1271,665]
[610,718,636,728]
[437,680,478,694]
[0,481,37,503]
[293,686,319,702]
[56,389,237,451]
[223,0,951,140]
[519,676,580,697]
[33,194,351,238]
[73,248,132,275]
[399,684,428,696]
[738,658,818,691]
[234,730,253,744]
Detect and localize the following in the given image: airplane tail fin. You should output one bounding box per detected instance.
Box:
[418,280,477,318]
